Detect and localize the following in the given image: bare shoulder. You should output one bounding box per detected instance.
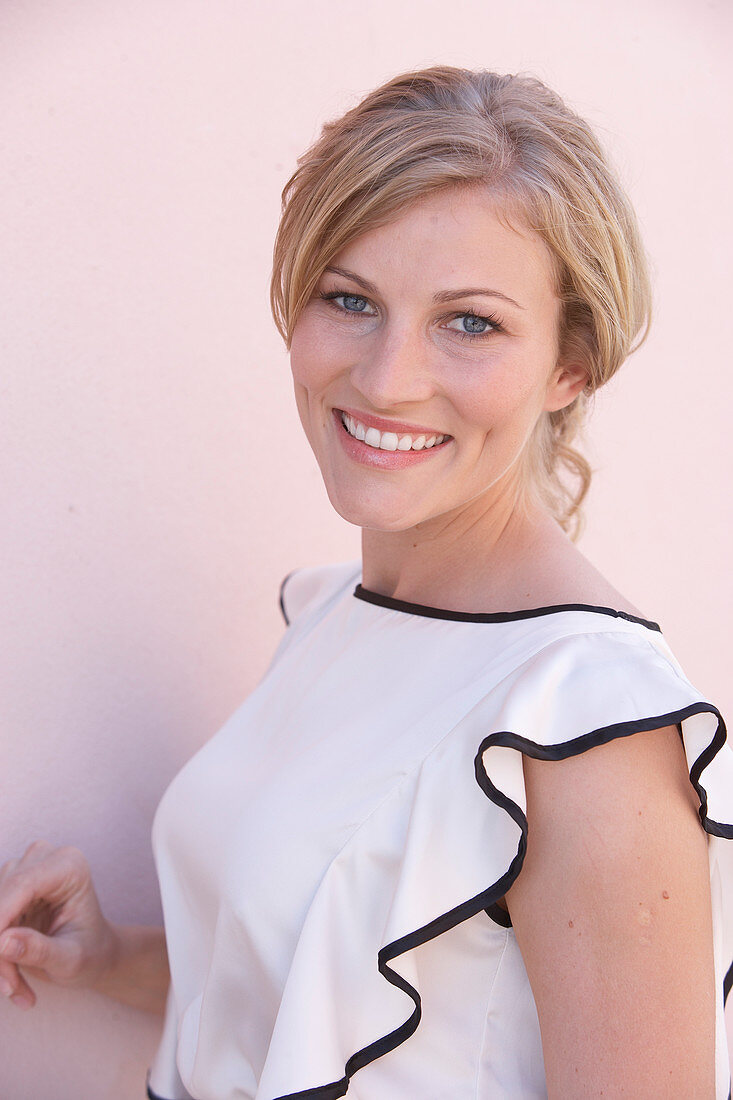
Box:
[505,724,715,1096]
[494,517,717,1093]
[516,722,702,849]
[510,515,649,620]
[509,730,707,967]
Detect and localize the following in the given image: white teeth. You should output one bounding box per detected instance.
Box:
[340,411,448,453]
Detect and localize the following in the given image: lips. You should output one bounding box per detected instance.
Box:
[332,407,452,470]
[337,406,451,439]
[339,410,449,452]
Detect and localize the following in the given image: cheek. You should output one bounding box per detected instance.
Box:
[458,362,550,439]
[289,317,351,446]
[289,322,319,389]
[289,313,348,393]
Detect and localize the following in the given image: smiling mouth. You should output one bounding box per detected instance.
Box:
[338,410,452,452]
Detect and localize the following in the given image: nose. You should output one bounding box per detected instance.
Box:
[348,322,436,411]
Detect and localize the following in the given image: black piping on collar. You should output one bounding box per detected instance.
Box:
[352,584,662,632]
[273,700,730,1100]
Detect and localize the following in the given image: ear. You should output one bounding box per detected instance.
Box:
[543,361,589,413]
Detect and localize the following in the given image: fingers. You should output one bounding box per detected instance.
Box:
[0,841,94,1009]
[0,955,36,1010]
[0,925,83,983]
[0,877,44,939]
[0,843,57,1010]
[0,842,89,933]
[0,928,42,967]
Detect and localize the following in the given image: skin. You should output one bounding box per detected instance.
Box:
[0,186,716,1095]
[0,841,168,1015]
[290,185,625,614]
[507,727,714,1098]
[290,185,716,1096]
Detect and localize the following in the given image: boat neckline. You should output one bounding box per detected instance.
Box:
[352,583,662,632]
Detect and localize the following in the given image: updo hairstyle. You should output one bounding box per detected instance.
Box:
[270,66,652,536]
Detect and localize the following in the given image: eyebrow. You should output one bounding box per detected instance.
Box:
[323,265,525,310]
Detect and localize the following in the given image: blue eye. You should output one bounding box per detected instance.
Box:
[463,314,489,333]
[445,311,503,340]
[319,290,375,315]
[317,290,502,338]
[341,294,368,312]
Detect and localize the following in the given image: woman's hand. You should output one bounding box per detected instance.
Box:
[0,840,119,1010]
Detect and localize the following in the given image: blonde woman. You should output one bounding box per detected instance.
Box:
[1,66,731,1100]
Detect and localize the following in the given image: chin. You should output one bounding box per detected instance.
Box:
[323,482,420,533]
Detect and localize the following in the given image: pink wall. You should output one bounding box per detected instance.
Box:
[1,1,730,1095]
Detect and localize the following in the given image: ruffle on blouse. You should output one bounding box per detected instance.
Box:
[252,622,733,1100]
[148,564,733,1099]
[279,562,361,629]
[147,987,195,1100]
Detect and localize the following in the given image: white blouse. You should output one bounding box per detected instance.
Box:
[147,560,733,1100]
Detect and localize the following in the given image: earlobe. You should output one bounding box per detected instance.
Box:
[544,364,589,413]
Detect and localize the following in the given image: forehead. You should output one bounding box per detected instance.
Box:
[330,187,558,305]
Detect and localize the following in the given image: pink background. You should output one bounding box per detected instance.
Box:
[1,1,730,1095]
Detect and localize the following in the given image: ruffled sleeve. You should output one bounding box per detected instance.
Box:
[278,561,361,628]
[146,987,195,1099]
[255,626,733,1100]
[472,630,733,1100]
[472,629,732,855]
[268,560,362,672]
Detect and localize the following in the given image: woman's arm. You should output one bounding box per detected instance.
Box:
[0,841,170,1017]
[90,922,169,1015]
[505,724,715,1099]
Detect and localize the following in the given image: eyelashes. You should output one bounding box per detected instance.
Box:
[318,291,376,317]
[316,290,505,341]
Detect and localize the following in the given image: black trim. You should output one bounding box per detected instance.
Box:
[273,701,730,1099]
[725,959,733,1006]
[352,584,662,631]
[146,1079,176,1100]
[485,901,513,928]
[279,570,296,626]
[145,1068,186,1100]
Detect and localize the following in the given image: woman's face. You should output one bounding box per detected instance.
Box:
[289,186,586,533]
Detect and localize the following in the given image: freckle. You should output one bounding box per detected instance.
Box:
[662,890,670,899]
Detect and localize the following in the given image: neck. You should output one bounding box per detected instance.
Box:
[359,481,561,613]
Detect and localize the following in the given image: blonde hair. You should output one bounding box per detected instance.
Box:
[270,66,652,536]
